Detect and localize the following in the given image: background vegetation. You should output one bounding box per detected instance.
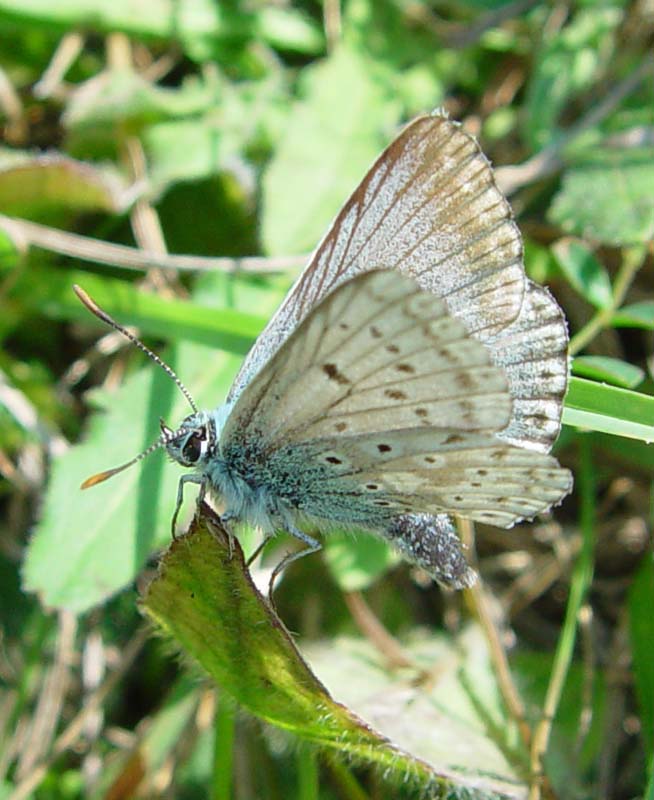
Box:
[0,0,652,798]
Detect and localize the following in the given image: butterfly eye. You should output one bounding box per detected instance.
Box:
[182,432,205,464]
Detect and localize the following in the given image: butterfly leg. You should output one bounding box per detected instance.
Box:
[219,510,242,558]
[172,473,204,538]
[267,522,322,600]
[245,534,274,568]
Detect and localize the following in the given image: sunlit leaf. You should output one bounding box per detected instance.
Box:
[262,46,402,255]
[563,377,654,443]
[0,153,124,217]
[323,534,399,592]
[549,146,654,245]
[144,510,528,798]
[572,356,645,389]
[524,7,622,148]
[552,238,612,309]
[257,6,324,54]
[613,301,654,331]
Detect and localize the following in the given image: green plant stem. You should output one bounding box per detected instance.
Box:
[645,752,654,800]
[528,434,596,800]
[324,753,370,800]
[297,742,319,800]
[569,246,646,356]
[212,692,236,800]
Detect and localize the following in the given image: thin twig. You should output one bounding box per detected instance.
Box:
[466,579,533,751]
[502,525,578,617]
[0,65,23,125]
[527,436,596,800]
[574,605,596,760]
[496,57,654,196]
[16,612,77,779]
[323,0,342,53]
[343,591,414,670]
[458,520,533,752]
[0,214,308,274]
[33,32,84,99]
[123,135,176,295]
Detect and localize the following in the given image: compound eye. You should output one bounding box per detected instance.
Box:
[182,432,205,464]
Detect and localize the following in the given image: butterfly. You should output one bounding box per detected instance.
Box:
[79,112,572,589]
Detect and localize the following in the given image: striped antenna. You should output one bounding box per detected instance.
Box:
[74,284,197,489]
[80,437,163,489]
[73,285,198,413]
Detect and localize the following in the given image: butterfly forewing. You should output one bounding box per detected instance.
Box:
[229,114,526,404]
[222,270,513,448]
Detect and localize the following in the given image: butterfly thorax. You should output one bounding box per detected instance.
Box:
[212,428,403,536]
[161,406,282,532]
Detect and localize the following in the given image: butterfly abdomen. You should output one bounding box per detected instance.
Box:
[386,514,477,589]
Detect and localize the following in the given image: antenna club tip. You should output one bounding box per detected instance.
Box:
[80,470,114,489]
[73,284,103,316]
[73,283,87,301]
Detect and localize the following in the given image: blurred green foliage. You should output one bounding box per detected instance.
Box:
[0,0,652,797]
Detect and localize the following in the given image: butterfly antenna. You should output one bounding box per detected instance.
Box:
[73,284,198,413]
[80,437,163,489]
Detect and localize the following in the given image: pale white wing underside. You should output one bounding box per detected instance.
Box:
[223,270,572,528]
[292,430,572,527]
[489,281,569,452]
[230,113,525,401]
[228,113,569,456]
[224,270,512,445]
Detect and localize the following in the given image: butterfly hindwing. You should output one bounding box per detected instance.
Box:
[287,429,572,528]
[488,281,569,452]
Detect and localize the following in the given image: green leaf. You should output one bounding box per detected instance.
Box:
[548,146,654,245]
[592,433,654,472]
[572,356,645,389]
[0,0,246,62]
[524,7,622,148]
[304,623,528,796]
[144,511,527,797]
[629,557,654,754]
[64,69,216,134]
[143,119,227,195]
[23,271,282,612]
[324,534,399,592]
[0,223,20,272]
[32,268,266,354]
[257,6,324,54]
[0,153,124,217]
[261,46,401,255]
[612,301,654,330]
[552,238,612,309]
[563,377,654,443]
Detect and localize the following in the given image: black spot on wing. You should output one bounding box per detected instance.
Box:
[322,363,350,385]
